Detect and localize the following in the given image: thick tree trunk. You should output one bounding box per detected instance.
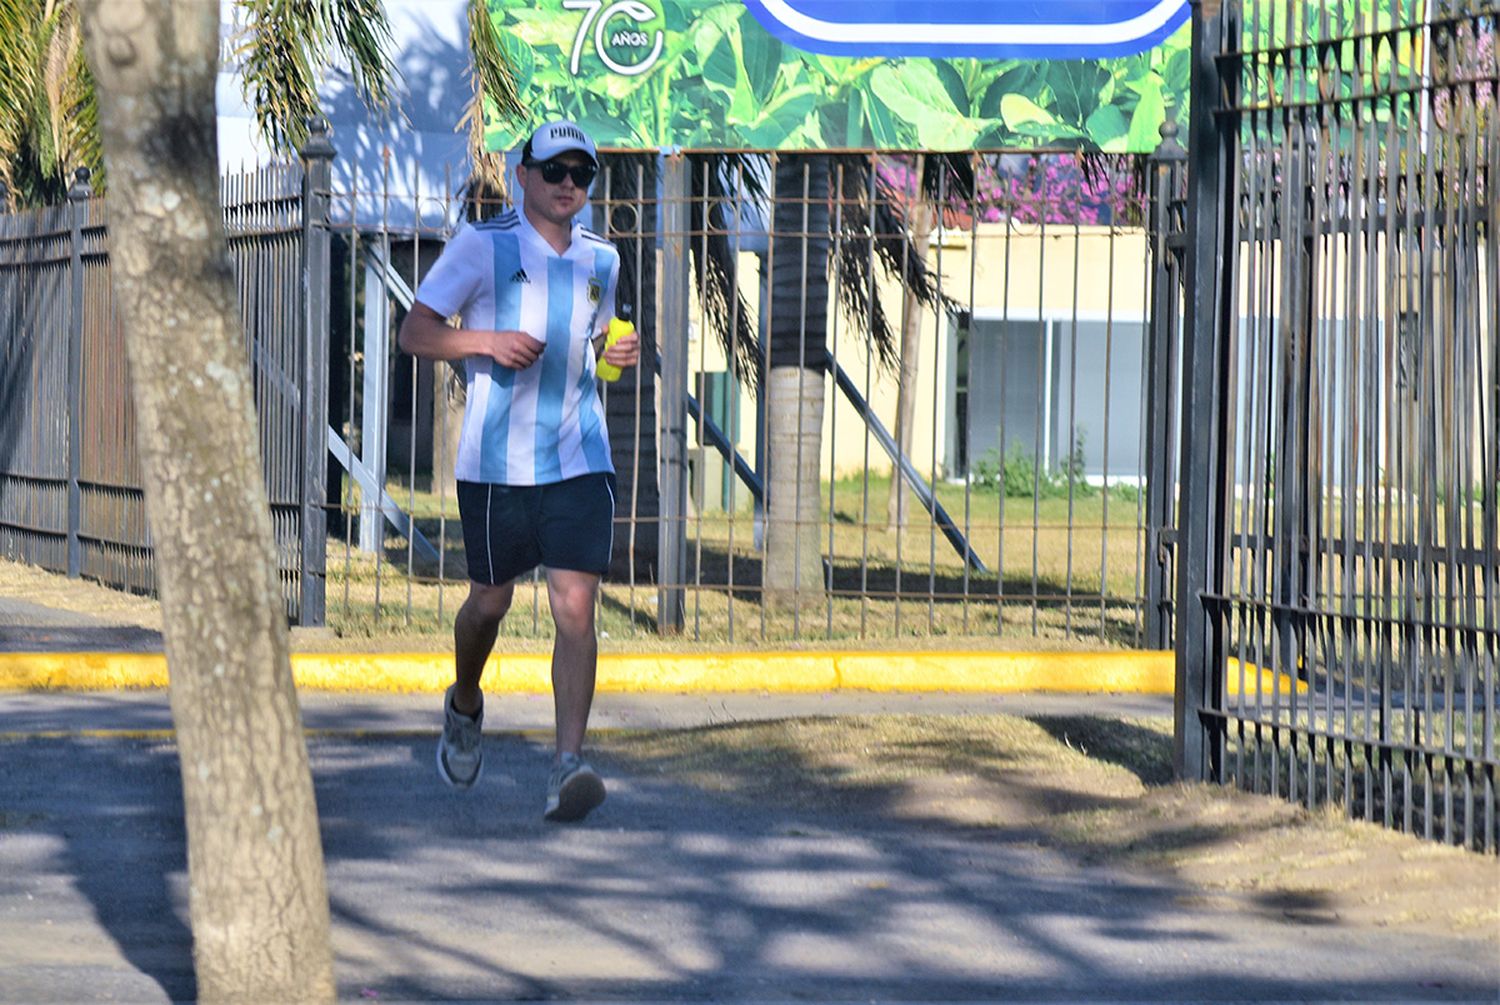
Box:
[764,153,830,609]
[79,3,334,1002]
[886,187,935,530]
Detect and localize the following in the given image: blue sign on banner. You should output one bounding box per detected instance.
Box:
[742,0,1191,58]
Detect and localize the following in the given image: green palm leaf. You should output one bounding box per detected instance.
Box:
[234,0,398,154]
[1,0,524,208]
[0,0,100,206]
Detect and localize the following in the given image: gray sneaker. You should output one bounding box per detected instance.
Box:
[543,753,606,823]
[436,685,483,789]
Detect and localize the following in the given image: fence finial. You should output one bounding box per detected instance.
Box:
[1151,115,1187,162]
[68,167,93,201]
[300,116,336,162]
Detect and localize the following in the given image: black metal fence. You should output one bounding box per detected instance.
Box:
[2,139,1164,645]
[1170,0,1497,853]
[329,148,1162,646]
[0,151,331,621]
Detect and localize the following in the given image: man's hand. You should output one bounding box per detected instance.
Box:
[398,302,543,370]
[489,330,546,370]
[601,331,640,370]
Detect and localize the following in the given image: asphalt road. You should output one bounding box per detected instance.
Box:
[1,711,1496,1004]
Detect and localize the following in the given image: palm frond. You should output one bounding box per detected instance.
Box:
[687,151,768,384]
[460,0,525,217]
[919,152,975,206]
[463,0,525,130]
[236,0,397,154]
[0,0,99,205]
[830,153,961,372]
[41,0,98,189]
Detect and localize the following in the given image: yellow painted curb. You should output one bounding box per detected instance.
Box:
[0,650,1306,696]
[0,652,171,690]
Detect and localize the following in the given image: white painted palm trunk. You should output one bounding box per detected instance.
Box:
[764,365,826,609]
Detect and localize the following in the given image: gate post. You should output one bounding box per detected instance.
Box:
[1144,121,1186,651]
[298,118,335,626]
[1174,0,1237,783]
[66,167,92,579]
[656,151,690,634]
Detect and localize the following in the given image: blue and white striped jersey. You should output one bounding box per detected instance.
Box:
[415,209,619,486]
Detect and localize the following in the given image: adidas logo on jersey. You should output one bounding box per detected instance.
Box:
[510,268,531,284]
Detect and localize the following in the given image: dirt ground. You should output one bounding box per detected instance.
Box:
[0,560,164,631]
[0,557,1142,653]
[599,715,1500,944]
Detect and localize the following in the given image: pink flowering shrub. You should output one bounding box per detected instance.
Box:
[875,153,1148,228]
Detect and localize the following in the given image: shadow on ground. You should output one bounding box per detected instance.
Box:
[2,718,1493,1002]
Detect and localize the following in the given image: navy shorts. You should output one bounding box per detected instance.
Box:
[456,473,616,585]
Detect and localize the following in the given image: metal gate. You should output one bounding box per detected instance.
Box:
[0,146,332,623]
[1174,0,1497,852]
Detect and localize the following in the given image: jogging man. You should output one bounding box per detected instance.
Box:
[397,120,640,822]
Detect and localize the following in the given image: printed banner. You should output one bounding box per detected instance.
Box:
[483,0,1191,153]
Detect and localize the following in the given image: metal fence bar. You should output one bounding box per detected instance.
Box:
[1174,0,1234,784]
[298,120,334,626]
[6,141,1177,651]
[1185,0,1498,852]
[657,153,691,635]
[65,169,89,579]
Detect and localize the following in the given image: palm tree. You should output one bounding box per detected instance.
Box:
[1,0,522,207]
[764,152,833,608]
[0,0,98,207]
[686,151,959,608]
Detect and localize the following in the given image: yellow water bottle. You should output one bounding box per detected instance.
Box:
[595,316,633,382]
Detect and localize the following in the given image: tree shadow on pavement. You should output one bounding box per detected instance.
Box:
[4,724,1493,1003]
[1027,714,1175,785]
[311,731,1493,1003]
[0,737,196,1003]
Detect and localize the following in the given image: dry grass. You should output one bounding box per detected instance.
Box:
[323,472,1152,647]
[599,714,1500,941]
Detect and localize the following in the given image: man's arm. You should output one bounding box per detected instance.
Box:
[398,302,544,370]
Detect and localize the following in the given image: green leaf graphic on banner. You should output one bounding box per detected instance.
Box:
[869,63,988,149]
[481,0,1191,151]
[1125,76,1167,152]
[999,94,1055,130]
[1085,105,1129,148]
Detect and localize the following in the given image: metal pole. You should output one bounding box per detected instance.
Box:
[66,167,91,579]
[1145,120,1186,649]
[1174,0,1234,783]
[359,256,390,552]
[657,151,690,634]
[298,117,335,626]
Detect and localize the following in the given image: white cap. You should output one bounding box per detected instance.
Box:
[525,120,598,166]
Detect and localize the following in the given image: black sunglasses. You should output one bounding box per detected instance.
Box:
[528,159,596,188]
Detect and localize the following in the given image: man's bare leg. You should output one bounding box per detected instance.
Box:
[452,580,513,714]
[545,568,600,757]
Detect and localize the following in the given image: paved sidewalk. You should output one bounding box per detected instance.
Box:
[0,598,163,653]
[1,720,1494,1004]
[0,688,1174,737]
